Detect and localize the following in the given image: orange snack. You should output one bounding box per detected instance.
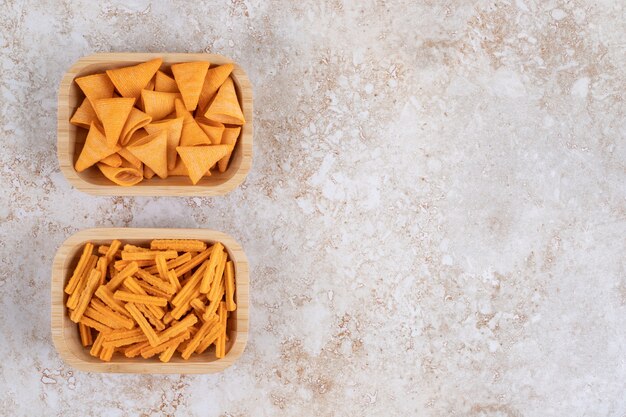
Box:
[135,268,175,295]
[217,126,241,172]
[94,285,131,318]
[114,290,168,307]
[144,252,192,275]
[144,117,184,170]
[176,145,229,184]
[117,147,143,170]
[154,70,179,93]
[120,107,152,146]
[196,118,225,145]
[140,330,190,359]
[93,97,136,148]
[121,250,177,261]
[106,261,139,291]
[75,73,115,104]
[79,323,93,347]
[97,162,144,186]
[70,269,101,322]
[100,153,123,167]
[171,61,210,111]
[126,130,168,179]
[106,58,162,99]
[140,90,182,121]
[79,316,113,334]
[90,332,105,357]
[203,77,245,125]
[173,98,211,146]
[75,123,121,172]
[124,303,160,347]
[70,98,98,129]
[197,64,234,112]
[200,243,224,293]
[150,239,207,252]
[65,243,94,294]
[224,260,237,311]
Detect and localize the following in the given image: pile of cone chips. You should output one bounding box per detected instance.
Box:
[70,58,245,185]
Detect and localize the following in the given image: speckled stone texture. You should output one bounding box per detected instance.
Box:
[0,0,624,415]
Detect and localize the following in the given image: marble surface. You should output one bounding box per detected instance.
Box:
[0,0,625,415]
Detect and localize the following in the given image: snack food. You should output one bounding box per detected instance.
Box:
[70,58,244,186]
[64,239,236,362]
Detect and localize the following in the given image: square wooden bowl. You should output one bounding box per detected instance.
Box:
[57,53,253,196]
[51,228,249,374]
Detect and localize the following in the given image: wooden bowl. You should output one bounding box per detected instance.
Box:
[57,53,253,196]
[51,228,249,374]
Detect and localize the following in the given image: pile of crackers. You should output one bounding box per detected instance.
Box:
[70,58,245,185]
[65,239,236,362]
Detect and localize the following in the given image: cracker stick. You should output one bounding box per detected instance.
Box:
[215,302,227,358]
[121,277,165,319]
[208,252,226,302]
[79,323,93,347]
[171,287,201,320]
[84,306,129,330]
[70,270,101,323]
[157,313,198,343]
[224,260,236,311]
[193,318,222,355]
[123,244,150,252]
[159,344,178,363]
[66,255,97,309]
[172,262,207,306]
[150,239,207,252]
[135,269,175,294]
[97,257,108,286]
[121,250,178,261]
[141,330,190,359]
[167,270,182,292]
[80,316,113,334]
[190,298,206,315]
[200,243,224,293]
[155,253,169,281]
[90,332,105,357]
[203,298,221,320]
[94,285,131,318]
[136,304,166,331]
[181,317,216,359]
[162,312,174,325]
[106,261,138,291]
[114,259,155,270]
[98,245,110,256]
[114,290,168,306]
[103,332,148,348]
[89,299,135,329]
[173,248,212,277]
[144,252,192,275]
[99,345,114,361]
[105,239,122,262]
[105,328,144,341]
[124,340,151,358]
[125,303,160,347]
[65,243,94,294]
[136,279,173,299]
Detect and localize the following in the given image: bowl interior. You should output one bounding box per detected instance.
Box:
[66,59,249,188]
[60,237,240,365]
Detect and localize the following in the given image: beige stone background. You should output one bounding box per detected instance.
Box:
[0,0,625,416]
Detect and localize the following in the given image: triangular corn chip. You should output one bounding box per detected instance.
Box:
[168,156,213,177]
[203,77,245,125]
[75,73,115,104]
[174,99,211,146]
[100,153,123,167]
[155,71,179,93]
[75,123,121,172]
[171,61,210,111]
[195,116,224,144]
[141,90,181,121]
[93,97,135,148]
[127,130,168,179]
[70,98,98,129]
[98,161,143,186]
[197,64,234,112]
[144,117,184,170]
[176,145,229,184]
[120,107,152,146]
[145,76,155,91]
[126,128,149,146]
[144,165,156,179]
[117,149,143,170]
[106,58,162,99]
[217,127,241,172]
